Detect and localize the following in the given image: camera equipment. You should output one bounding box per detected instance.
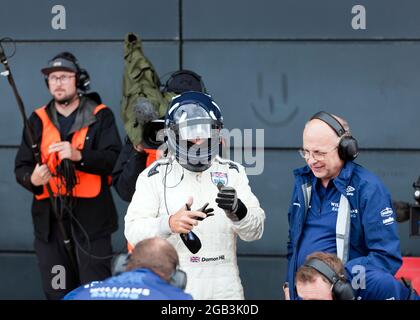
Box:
[142,119,165,149]
[393,176,420,237]
[409,176,420,237]
[163,69,207,94]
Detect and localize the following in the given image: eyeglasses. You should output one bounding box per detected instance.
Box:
[298,146,338,161]
[48,74,75,84]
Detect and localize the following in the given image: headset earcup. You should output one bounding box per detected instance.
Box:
[339,136,359,161]
[77,69,90,91]
[333,280,355,300]
[169,269,187,290]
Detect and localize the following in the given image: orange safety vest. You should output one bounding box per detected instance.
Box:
[34,104,107,200]
[144,148,158,167]
[125,149,157,253]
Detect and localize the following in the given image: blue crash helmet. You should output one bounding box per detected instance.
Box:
[165,91,223,172]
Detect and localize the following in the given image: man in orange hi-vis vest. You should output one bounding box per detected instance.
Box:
[14,52,122,300]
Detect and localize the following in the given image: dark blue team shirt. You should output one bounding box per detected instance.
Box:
[296,179,340,269]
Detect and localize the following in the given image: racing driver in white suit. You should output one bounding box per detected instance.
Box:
[124,91,265,299]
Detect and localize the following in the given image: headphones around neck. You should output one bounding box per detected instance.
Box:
[44,53,90,92]
[305,258,355,300]
[310,111,359,161]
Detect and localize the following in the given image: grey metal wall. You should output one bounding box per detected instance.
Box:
[0,0,419,299]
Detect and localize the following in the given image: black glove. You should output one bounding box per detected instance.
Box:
[216,185,247,221]
[216,186,238,211]
[195,202,215,221]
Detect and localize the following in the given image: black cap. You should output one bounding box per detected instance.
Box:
[41,57,78,75]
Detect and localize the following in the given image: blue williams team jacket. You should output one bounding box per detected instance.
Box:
[286,161,402,300]
[63,268,192,300]
[349,265,420,300]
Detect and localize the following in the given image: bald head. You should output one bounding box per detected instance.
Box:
[126,237,179,282]
[304,119,340,147]
[302,113,349,187]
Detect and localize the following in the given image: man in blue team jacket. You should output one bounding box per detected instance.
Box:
[64,237,192,300]
[284,111,402,300]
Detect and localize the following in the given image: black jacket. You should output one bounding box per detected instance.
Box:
[15,96,122,242]
[111,136,147,202]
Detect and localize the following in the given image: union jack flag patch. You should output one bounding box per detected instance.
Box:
[190,256,200,263]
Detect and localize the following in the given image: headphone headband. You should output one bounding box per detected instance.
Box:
[304,257,355,300]
[309,111,359,161]
[305,258,341,285]
[311,111,346,137]
[43,52,90,91]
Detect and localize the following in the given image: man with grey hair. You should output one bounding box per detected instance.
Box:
[63,237,192,300]
[284,111,402,300]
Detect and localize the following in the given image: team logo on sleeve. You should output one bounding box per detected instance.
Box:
[210,172,228,186]
[380,207,393,218]
[380,207,395,225]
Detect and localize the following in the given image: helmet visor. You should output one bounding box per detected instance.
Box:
[179,122,212,140]
[174,103,214,140]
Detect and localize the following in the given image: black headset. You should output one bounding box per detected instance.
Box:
[310,111,359,161]
[163,69,207,94]
[44,52,90,91]
[304,258,355,300]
